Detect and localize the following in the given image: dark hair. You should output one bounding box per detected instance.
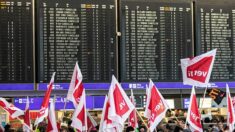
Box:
[139,125,147,132]
[67,120,72,126]
[4,124,11,132]
[126,126,134,132]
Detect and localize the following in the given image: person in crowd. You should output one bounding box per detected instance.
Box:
[4,124,11,132]
[211,124,220,132]
[16,128,23,132]
[217,121,225,132]
[139,125,147,132]
[67,120,75,132]
[60,126,69,132]
[126,126,135,132]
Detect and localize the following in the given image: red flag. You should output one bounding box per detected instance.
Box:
[181,49,216,87]
[99,95,121,132]
[226,84,235,131]
[108,75,135,127]
[128,89,138,129]
[71,90,87,131]
[35,72,56,125]
[186,87,203,132]
[67,62,84,107]
[47,99,58,132]
[144,79,169,132]
[0,98,24,119]
[87,111,97,131]
[23,97,31,132]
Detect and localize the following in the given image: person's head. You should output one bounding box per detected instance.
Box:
[126,126,134,132]
[139,126,146,132]
[217,121,224,130]
[60,126,68,132]
[4,124,11,131]
[67,120,72,127]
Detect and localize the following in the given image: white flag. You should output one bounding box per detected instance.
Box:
[47,99,58,132]
[144,79,169,132]
[108,75,135,127]
[181,49,216,87]
[226,84,235,131]
[67,62,84,107]
[71,90,87,131]
[23,97,31,132]
[186,87,203,132]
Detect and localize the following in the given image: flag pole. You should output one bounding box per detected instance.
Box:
[199,85,208,131]
[200,85,208,110]
[168,108,179,122]
[61,97,68,121]
[135,109,148,131]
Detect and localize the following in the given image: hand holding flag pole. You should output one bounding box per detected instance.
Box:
[135,108,148,130]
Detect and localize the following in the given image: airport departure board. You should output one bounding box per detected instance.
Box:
[196,0,235,81]
[37,0,116,82]
[0,0,33,83]
[121,0,193,82]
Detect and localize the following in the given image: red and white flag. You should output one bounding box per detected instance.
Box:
[108,75,135,127]
[0,98,24,119]
[35,72,56,126]
[99,95,121,132]
[67,62,84,107]
[128,89,138,129]
[181,49,216,87]
[226,84,235,131]
[23,97,31,132]
[144,79,169,132]
[47,99,58,132]
[87,111,97,131]
[186,87,203,132]
[71,90,87,132]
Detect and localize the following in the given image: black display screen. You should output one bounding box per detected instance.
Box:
[37,0,116,82]
[121,0,193,82]
[196,0,235,81]
[0,0,33,83]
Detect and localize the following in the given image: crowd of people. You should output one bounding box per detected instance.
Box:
[1,117,234,132]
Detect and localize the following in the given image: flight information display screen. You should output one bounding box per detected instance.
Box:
[120,0,193,82]
[0,0,33,83]
[37,0,116,83]
[196,0,235,81]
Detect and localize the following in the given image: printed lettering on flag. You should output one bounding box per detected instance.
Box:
[108,75,135,127]
[186,87,203,132]
[144,79,169,132]
[181,49,216,87]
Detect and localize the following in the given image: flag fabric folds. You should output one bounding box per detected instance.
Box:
[108,75,135,127]
[87,111,97,131]
[207,88,225,105]
[226,84,235,131]
[128,89,138,129]
[35,72,56,126]
[181,49,216,87]
[67,62,84,107]
[99,95,121,132]
[144,79,169,132]
[47,99,58,132]
[71,90,87,132]
[186,87,203,132]
[23,97,31,132]
[0,97,24,119]
[100,76,134,132]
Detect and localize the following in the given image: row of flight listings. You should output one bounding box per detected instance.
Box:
[0,0,234,89]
